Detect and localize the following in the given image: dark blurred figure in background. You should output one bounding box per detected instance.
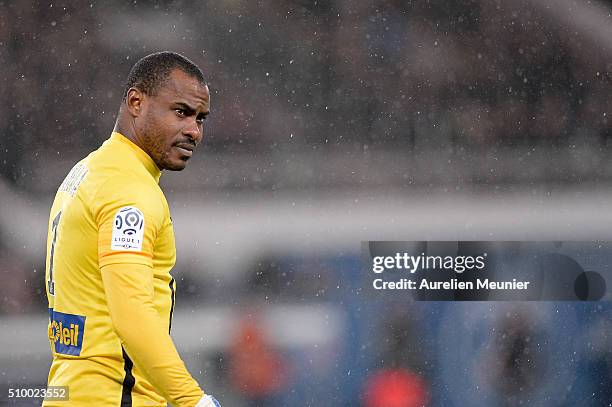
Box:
[476,309,545,407]
[228,313,289,407]
[361,309,430,407]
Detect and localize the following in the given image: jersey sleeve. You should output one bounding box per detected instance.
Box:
[94,177,164,269]
[101,263,205,407]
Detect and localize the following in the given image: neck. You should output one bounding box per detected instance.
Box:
[114,112,140,148]
[113,113,162,172]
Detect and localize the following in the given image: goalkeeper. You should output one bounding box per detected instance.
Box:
[43,52,219,407]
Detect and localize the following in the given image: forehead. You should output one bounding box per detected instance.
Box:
[156,69,210,111]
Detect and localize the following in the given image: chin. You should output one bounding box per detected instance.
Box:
[157,157,187,171]
[165,161,188,171]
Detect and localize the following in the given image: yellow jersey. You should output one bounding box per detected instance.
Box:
[44,132,204,406]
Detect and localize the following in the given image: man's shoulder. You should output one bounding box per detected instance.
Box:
[87,138,143,175]
[86,142,162,196]
[66,137,167,216]
[87,174,167,225]
[95,171,164,202]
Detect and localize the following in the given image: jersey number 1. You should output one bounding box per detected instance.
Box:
[48,211,62,296]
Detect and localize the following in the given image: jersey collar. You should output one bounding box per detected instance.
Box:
[110,132,162,183]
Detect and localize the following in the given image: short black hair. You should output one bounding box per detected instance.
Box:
[122,51,206,101]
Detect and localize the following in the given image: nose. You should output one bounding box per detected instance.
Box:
[183,120,203,144]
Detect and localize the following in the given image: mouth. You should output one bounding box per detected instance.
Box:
[174,145,193,157]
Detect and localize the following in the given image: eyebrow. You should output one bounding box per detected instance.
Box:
[174,101,209,116]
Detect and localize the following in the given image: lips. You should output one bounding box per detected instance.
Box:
[174,144,194,157]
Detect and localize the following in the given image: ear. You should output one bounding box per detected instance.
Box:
[125,87,145,118]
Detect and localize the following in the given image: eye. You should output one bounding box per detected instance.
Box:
[196,115,207,125]
[175,109,186,117]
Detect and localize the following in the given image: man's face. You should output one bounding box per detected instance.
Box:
[137,69,210,171]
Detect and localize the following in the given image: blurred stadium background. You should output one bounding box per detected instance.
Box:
[1,0,612,405]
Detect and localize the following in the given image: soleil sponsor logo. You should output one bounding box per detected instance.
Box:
[48,309,86,356]
[50,321,80,346]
